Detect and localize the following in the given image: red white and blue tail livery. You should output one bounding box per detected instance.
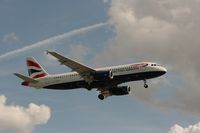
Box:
[14,51,167,100]
[26,57,48,79]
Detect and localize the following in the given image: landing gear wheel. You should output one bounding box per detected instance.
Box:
[87,87,92,91]
[98,94,104,100]
[144,84,148,88]
[86,84,92,91]
[144,80,148,88]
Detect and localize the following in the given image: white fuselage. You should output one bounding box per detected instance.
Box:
[30,62,166,89]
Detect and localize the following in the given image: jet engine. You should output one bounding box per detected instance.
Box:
[98,86,131,100]
[110,86,131,96]
[93,70,113,81]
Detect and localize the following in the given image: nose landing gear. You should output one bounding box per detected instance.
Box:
[144,80,148,88]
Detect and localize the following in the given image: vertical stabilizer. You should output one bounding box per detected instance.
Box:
[26,57,48,79]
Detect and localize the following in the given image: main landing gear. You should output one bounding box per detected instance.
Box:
[144,80,148,88]
[87,87,92,91]
[98,94,104,100]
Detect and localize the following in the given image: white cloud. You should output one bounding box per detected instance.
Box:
[93,0,200,115]
[168,122,200,133]
[2,32,20,43]
[0,95,51,133]
[0,22,107,61]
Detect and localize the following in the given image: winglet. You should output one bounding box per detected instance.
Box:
[46,50,50,55]
[46,50,55,55]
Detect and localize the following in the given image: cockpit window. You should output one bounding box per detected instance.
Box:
[150,63,162,66]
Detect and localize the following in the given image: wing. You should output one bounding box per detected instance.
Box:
[46,51,96,82]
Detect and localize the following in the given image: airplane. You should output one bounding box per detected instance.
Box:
[14,51,167,100]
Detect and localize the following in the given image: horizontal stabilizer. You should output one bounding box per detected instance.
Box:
[14,73,38,83]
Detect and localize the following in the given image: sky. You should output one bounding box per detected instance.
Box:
[0,0,200,133]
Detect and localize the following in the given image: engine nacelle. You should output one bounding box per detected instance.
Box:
[93,70,113,81]
[110,86,131,96]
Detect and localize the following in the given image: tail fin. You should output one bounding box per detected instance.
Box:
[26,57,48,79]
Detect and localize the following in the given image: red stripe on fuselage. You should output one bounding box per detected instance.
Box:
[27,60,41,68]
[131,63,148,67]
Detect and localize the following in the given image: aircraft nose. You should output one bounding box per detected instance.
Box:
[161,67,167,75]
